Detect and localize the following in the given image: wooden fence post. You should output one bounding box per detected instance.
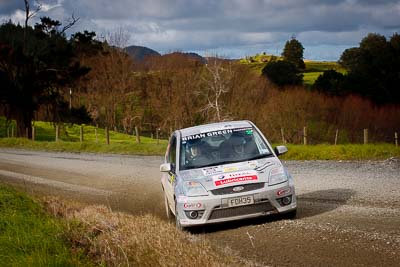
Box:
[11,126,14,138]
[95,127,98,143]
[334,129,339,145]
[303,126,307,145]
[25,128,28,138]
[32,126,35,141]
[135,126,140,144]
[395,132,398,147]
[156,128,160,144]
[80,125,84,142]
[55,125,59,142]
[363,129,368,144]
[280,128,286,144]
[105,127,110,145]
[7,127,9,138]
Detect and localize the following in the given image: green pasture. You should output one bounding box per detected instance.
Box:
[239,54,346,86]
[280,143,399,161]
[1,118,398,160]
[303,72,323,86]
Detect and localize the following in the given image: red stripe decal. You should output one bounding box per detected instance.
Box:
[215,175,258,186]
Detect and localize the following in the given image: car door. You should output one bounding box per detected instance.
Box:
[164,134,177,212]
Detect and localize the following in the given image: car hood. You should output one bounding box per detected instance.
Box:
[178,157,281,191]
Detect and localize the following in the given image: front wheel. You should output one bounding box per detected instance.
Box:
[282,209,297,220]
[175,202,186,231]
[164,194,173,220]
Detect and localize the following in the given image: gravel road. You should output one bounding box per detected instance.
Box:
[0,148,399,266]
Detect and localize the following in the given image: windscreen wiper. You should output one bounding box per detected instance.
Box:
[245,154,273,161]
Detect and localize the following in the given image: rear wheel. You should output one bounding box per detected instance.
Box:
[164,194,173,220]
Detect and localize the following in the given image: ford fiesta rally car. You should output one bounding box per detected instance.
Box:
[160,120,296,229]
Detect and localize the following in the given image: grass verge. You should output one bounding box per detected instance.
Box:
[0,185,92,266]
[1,184,245,266]
[42,197,243,266]
[280,144,400,160]
[1,137,399,160]
[0,138,167,156]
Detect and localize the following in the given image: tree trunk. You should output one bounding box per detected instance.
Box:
[15,109,33,138]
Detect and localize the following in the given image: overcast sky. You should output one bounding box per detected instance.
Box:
[1,0,400,61]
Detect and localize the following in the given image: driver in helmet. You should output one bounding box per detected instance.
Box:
[231,135,246,157]
[187,140,209,165]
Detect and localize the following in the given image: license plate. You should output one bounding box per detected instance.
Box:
[227,195,254,207]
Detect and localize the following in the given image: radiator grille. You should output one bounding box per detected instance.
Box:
[211,183,265,195]
[208,202,275,220]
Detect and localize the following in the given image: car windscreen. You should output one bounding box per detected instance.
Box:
[179,127,272,170]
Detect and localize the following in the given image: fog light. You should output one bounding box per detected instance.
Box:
[281,196,292,206]
[188,210,198,219]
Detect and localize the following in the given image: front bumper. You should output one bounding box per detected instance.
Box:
[176,181,296,227]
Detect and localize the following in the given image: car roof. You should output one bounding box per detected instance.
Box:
[179,120,253,137]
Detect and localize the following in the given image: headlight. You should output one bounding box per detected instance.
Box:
[269,167,288,186]
[182,181,208,196]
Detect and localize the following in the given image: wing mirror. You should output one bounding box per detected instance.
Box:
[160,163,172,172]
[274,145,288,156]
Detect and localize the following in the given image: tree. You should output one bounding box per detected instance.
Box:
[282,38,305,70]
[199,58,233,122]
[0,16,89,137]
[262,60,303,87]
[312,70,346,96]
[339,33,400,104]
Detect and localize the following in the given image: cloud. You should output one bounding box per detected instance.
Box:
[1,0,399,60]
[0,0,25,14]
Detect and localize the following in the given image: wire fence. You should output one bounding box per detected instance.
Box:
[1,122,398,147]
[0,122,172,145]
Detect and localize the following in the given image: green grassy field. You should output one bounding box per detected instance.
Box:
[0,137,167,155]
[303,61,346,86]
[303,72,323,86]
[303,61,345,73]
[1,118,398,160]
[0,118,168,155]
[239,53,345,86]
[0,186,93,266]
[280,144,400,160]
[1,137,399,160]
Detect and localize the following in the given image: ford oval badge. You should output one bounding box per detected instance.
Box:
[232,186,245,192]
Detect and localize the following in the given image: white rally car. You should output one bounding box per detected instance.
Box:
[160,120,296,229]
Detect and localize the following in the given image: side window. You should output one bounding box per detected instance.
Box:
[168,136,177,166]
[254,131,270,154]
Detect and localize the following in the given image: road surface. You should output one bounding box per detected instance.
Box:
[0,148,399,266]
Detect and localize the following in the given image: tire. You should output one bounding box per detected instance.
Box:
[282,209,297,220]
[164,194,173,220]
[175,202,185,231]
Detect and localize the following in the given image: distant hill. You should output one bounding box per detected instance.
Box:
[124,45,160,61]
[183,52,206,63]
[165,52,206,64]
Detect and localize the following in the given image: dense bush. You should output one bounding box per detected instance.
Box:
[312,70,346,96]
[261,60,303,87]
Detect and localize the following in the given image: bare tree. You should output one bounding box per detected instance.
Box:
[23,0,41,51]
[24,0,41,29]
[60,14,79,34]
[199,58,233,122]
[107,27,130,49]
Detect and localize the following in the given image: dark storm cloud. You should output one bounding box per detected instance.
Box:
[0,0,25,14]
[1,0,400,60]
